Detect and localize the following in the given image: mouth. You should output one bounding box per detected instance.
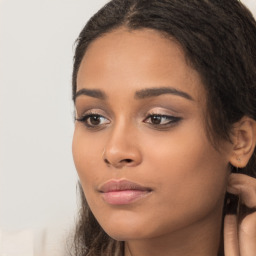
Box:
[98,179,152,205]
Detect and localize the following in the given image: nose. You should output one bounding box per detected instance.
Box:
[102,125,142,169]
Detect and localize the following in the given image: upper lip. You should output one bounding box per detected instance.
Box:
[98,179,152,193]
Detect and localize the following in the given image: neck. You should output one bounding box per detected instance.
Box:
[125,204,223,256]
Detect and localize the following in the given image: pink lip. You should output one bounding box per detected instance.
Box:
[98,179,152,205]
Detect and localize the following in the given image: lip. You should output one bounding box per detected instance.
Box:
[98,179,152,205]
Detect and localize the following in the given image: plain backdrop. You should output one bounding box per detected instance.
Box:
[0,0,108,255]
[0,0,255,255]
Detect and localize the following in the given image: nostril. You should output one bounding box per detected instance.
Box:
[104,159,111,165]
[103,158,133,166]
[122,159,133,163]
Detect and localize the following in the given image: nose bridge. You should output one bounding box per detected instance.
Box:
[104,117,142,168]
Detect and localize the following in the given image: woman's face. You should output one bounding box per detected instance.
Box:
[72,28,233,241]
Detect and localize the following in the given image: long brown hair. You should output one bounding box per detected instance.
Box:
[71,1,256,255]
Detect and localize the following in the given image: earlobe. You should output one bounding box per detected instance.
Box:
[229,116,256,168]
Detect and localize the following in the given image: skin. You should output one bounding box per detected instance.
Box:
[72,28,256,256]
[225,174,256,256]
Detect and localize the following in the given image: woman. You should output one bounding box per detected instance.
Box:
[71,0,256,255]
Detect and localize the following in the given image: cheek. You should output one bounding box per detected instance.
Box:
[144,125,229,218]
[72,131,99,213]
[72,127,101,186]
[72,126,111,213]
[122,131,229,238]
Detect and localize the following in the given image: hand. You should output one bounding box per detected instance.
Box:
[224,173,256,256]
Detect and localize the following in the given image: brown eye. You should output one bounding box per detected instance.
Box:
[151,115,162,125]
[76,114,110,128]
[144,114,181,126]
[89,115,102,126]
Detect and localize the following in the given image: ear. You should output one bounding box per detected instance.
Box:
[229,116,256,168]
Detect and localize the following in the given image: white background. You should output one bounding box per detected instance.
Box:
[0,0,255,255]
[0,0,108,255]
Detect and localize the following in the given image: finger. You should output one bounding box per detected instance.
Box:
[224,214,240,256]
[239,211,256,256]
[227,173,256,256]
[227,174,256,209]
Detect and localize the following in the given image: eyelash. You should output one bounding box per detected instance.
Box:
[75,112,110,129]
[76,112,181,130]
[143,114,181,128]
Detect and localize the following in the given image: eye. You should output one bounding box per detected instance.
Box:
[144,114,181,126]
[76,113,110,128]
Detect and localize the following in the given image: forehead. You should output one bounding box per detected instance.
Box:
[77,27,205,102]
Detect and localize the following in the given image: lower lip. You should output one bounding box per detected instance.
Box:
[101,190,150,205]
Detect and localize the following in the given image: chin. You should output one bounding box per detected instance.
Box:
[98,215,177,242]
[105,229,148,242]
[99,216,153,241]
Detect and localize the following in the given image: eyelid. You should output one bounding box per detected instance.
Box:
[76,113,109,122]
[75,112,111,130]
[144,113,181,122]
[76,108,109,119]
[142,107,182,127]
[145,107,180,116]
[76,107,111,122]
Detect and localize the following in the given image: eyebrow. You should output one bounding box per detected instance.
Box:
[74,88,107,101]
[74,86,194,102]
[135,87,194,100]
